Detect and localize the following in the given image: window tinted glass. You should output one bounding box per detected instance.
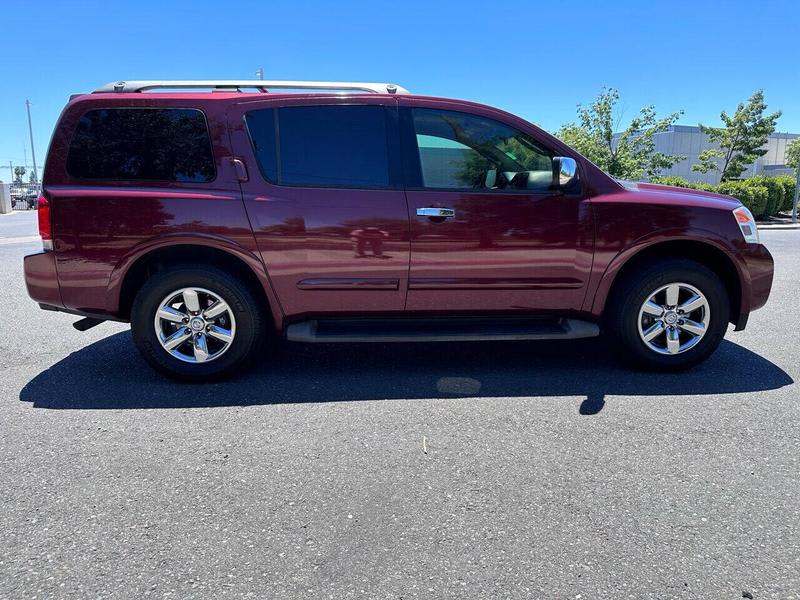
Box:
[66,108,215,182]
[412,108,553,191]
[244,109,278,182]
[278,105,389,188]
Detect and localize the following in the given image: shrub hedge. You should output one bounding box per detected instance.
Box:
[649,175,797,219]
[717,181,769,218]
[649,176,716,192]
[772,175,797,211]
[748,176,784,217]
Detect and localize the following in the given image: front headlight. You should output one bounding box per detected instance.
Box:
[733,206,759,244]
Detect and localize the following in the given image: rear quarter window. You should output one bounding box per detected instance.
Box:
[66,108,216,182]
[245,105,391,189]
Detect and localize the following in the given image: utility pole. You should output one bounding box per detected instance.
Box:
[255,67,264,80]
[25,99,38,184]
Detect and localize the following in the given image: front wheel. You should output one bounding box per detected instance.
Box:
[607,259,730,371]
[131,265,265,381]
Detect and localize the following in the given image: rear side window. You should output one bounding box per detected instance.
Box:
[66,108,216,182]
[245,105,390,188]
[244,109,278,182]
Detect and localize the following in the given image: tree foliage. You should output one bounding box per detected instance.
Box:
[13,166,25,183]
[556,87,684,180]
[693,90,781,181]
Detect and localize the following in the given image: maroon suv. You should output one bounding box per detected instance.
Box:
[24,80,774,380]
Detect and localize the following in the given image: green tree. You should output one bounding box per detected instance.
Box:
[786,138,800,173]
[693,90,781,181]
[28,170,37,184]
[556,87,684,180]
[13,166,25,183]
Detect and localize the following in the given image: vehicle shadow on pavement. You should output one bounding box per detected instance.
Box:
[19,331,793,413]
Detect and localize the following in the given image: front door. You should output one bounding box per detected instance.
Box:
[227,98,409,319]
[400,102,593,312]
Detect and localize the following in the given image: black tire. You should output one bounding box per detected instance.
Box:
[606,258,730,371]
[131,265,265,381]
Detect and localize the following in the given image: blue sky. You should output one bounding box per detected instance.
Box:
[1,0,798,180]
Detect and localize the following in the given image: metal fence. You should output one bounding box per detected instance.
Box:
[9,182,41,210]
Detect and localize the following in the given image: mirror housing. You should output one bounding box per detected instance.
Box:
[552,156,578,191]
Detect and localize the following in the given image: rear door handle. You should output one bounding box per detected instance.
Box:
[231,157,249,182]
[416,207,455,218]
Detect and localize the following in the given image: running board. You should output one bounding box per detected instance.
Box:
[285,316,599,343]
[72,317,104,331]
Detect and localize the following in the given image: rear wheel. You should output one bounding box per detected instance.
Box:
[607,259,730,371]
[131,265,265,381]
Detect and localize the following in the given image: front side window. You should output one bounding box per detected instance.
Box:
[246,105,391,188]
[412,108,554,192]
[66,108,215,182]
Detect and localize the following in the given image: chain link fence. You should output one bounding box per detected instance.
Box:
[9,182,41,210]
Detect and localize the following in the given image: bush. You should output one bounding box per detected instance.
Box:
[650,176,692,188]
[650,176,716,192]
[649,174,796,218]
[748,175,784,216]
[717,181,769,218]
[771,175,796,212]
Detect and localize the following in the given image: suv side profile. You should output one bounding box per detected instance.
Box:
[25,80,774,381]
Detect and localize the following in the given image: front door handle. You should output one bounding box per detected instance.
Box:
[416,207,455,218]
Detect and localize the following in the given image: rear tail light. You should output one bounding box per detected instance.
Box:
[733,206,759,244]
[37,195,53,251]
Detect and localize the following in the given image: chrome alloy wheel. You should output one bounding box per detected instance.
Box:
[637,282,710,355]
[153,287,236,364]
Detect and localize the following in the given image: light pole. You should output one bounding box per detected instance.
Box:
[793,161,799,224]
[25,99,38,185]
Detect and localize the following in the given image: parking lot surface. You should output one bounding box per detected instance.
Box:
[1,210,797,599]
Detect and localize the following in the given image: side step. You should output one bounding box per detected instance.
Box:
[73,317,104,332]
[285,316,599,343]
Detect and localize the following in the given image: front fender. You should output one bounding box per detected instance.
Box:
[586,227,749,321]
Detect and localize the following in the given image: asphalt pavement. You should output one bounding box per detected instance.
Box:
[0,210,797,599]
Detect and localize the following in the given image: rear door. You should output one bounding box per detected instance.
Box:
[399,99,593,312]
[227,97,409,319]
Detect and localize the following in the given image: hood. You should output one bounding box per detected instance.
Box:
[617,180,742,211]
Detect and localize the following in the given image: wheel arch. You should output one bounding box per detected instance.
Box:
[594,238,745,329]
[109,239,283,331]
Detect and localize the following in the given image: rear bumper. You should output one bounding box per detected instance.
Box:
[24,251,63,308]
[735,243,773,330]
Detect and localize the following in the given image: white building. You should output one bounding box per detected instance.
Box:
[620,125,798,184]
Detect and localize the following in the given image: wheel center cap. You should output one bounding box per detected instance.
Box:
[190,317,205,331]
[664,311,678,325]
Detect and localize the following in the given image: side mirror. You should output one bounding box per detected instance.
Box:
[553,156,578,190]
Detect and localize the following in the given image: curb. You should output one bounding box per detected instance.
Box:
[757,223,800,230]
[0,235,41,245]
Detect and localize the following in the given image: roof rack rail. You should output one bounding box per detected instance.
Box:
[94,80,410,95]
